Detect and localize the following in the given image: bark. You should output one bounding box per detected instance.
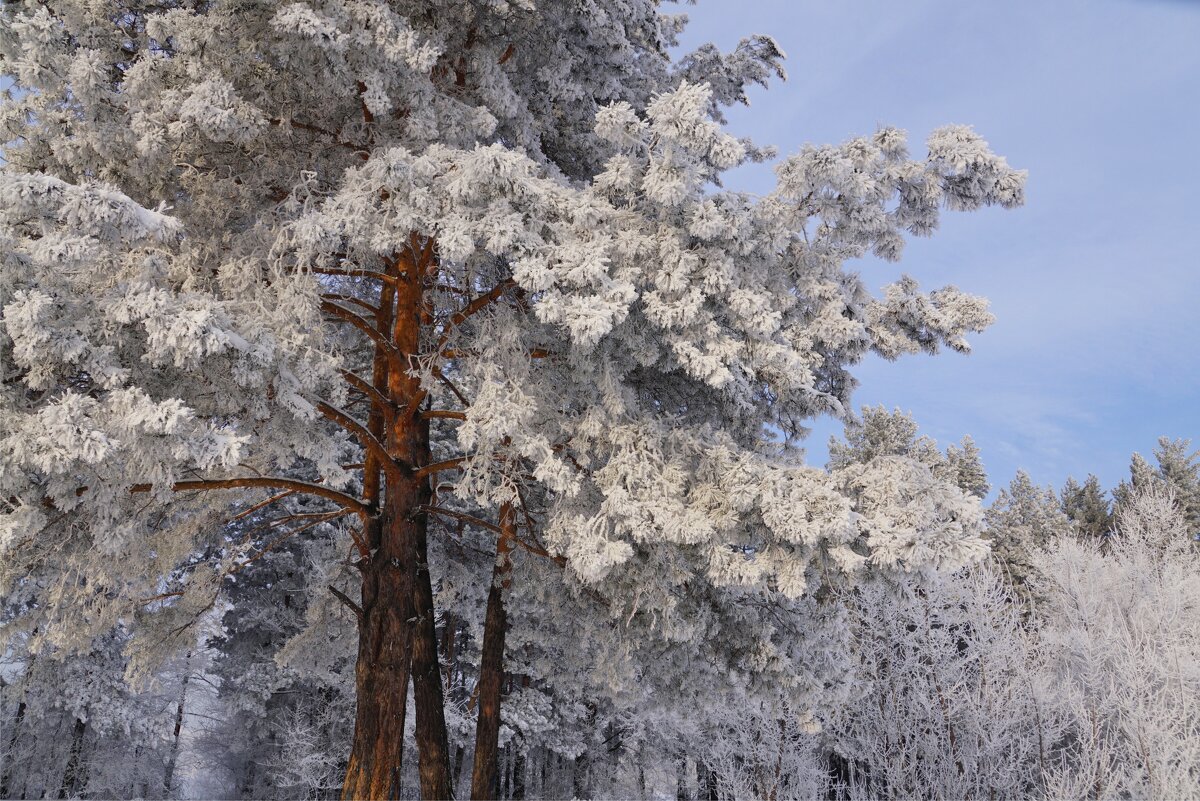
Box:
[512,750,526,800]
[342,257,419,801]
[341,510,415,800]
[162,650,193,798]
[412,513,453,800]
[342,246,452,800]
[470,504,515,800]
[0,699,27,799]
[56,717,87,800]
[452,745,467,792]
[572,752,590,801]
[697,761,719,801]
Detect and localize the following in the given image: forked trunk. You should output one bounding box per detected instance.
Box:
[342,246,452,800]
[470,504,516,800]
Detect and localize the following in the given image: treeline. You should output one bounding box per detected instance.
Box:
[1,412,1196,800]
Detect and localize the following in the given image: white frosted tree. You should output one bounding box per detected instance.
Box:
[1,2,1024,798]
[1113,438,1200,534]
[1033,483,1200,799]
[826,568,1058,800]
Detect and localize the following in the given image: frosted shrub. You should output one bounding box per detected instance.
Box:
[1033,485,1200,800]
[827,568,1056,800]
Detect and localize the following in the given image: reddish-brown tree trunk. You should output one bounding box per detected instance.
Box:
[342,247,452,800]
[471,504,515,800]
[341,508,417,800]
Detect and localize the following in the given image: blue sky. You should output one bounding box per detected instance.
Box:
[677,0,1200,498]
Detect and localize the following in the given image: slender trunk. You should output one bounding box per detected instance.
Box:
[452,745,466,793]
[162,650,194,798]
[697,761,719,801]
[412,514,453,799]
[511,750,525,801]
[0,699,26,799]
[56,717,87,800]
[470,505,515,800]
[572,752,589,801]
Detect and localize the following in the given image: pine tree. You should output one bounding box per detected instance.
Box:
[984,470,1071,608]
[1059,474,1113,538]
[1151,437,1200,533]
[1,3,1024,798]
[1113,439,1200,535]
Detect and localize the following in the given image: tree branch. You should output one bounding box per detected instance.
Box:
[316,401,398,478]
[415,458,467,479]
[421,410,467,421]
[434,279,516,353]
[322,293,381,317]
[320,301,398,360]
[227,489,296,524]
[329,584,365,624]
[268,117,359,151]
[417,505,500,533]
[311,267,398,285]
[341,369,395,417]
[125,478,369,516]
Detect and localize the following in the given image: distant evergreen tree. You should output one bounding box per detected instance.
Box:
[1113,453,1162,511]
[1059,474,1113,538]
[985,471,1071,608]
[945,436,990,500]
[829,407,990,498]
[1152,438,1200,533]
[1113,439,1200,534]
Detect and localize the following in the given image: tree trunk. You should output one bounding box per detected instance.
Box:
[163,650,193,798]
[470,504,515,800]
[452,745,467,793]
[697,761,719,801]
[56,717,87,800]
[511,750,525,801]
[0,699,26,800]
[572,752,589,801]
[412,515,453,800]
[342,504,418,800]
[342,245,451,800]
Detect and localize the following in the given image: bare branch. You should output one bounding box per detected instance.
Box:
[124,478,369,516]
[316,401,398,478]
[329,584,365,624]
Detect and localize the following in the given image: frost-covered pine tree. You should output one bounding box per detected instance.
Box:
[985,471,1070,609]
[0,2,1024,797]
[1114,439,1200,534]
[1059,474,1113,539]
[828,407,991,576]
